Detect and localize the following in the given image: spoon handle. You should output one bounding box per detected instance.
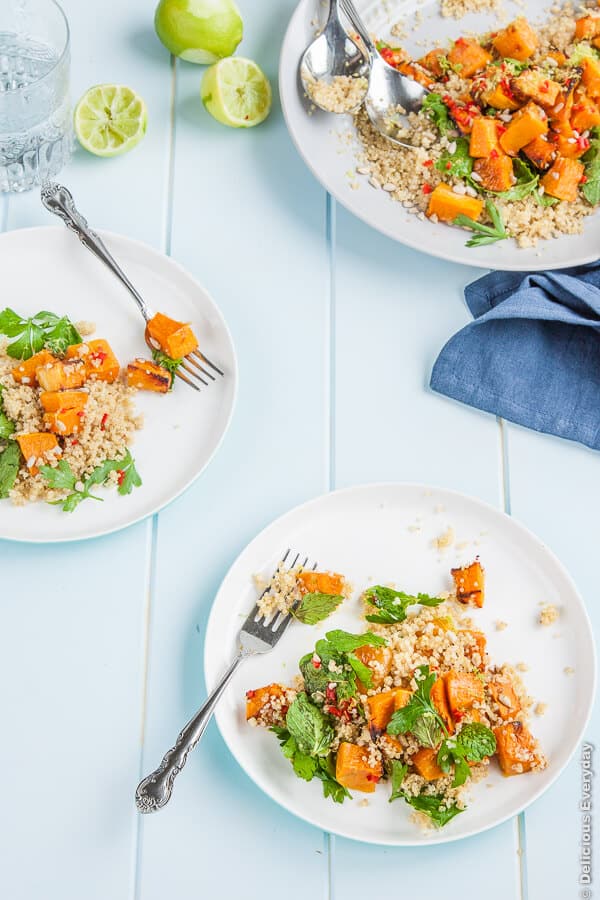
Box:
[339,0,376,56]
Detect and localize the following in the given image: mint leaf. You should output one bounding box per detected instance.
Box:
[365,586,444,625]
[294,591,344,625]
[316,756,351,803]
[387,665,448,746]
[0,441,20,498]
[402,792,464,827]
[324,630,387,652]
[286,693,334,757]
[421,92,453,135]
[456,722,497,762]
[346,651,374,690]
[389,760,408,803]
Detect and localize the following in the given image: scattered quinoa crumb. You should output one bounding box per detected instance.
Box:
[435,526,455,550]
[564,666,575,676]
[539,604,560,626]
[535,702,548,716]
[495,620,508,632]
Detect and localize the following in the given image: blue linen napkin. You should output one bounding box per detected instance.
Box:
[430,263,600,450]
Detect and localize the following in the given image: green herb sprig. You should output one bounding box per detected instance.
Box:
[364,585,444,625]
[437,723,497,787]
[454,199,508,247]
[293,591,344,625]
[0,308,81,360]
[387,665,448,748]
[39,450,142,512]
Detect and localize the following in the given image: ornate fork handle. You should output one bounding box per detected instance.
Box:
[135,650,250,813]
[41,182,153,322]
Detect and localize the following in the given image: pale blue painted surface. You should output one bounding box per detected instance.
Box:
[0,1,597,898]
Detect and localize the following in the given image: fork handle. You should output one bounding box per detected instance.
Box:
[135,651,249,813]
[41,182,153,322]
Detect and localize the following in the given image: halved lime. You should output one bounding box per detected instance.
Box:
[74,85,148,158]
[201,57,272,128]
[154,0,243,64]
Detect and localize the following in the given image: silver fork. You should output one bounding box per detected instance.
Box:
[40,182,224,392]
[135,549,317,813]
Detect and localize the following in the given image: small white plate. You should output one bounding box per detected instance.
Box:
[0,227,237,543]
[280,0,600,271]
[205,483,596,846]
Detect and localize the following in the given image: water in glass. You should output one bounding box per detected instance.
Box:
[0,1,72,193]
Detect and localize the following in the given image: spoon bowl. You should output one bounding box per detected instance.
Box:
[300,0,369,114]
[339,0,429,147]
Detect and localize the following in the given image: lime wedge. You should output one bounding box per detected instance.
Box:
[201,57,272,128]
[74,85,148,157]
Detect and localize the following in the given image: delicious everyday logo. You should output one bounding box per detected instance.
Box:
[580,743,595,897]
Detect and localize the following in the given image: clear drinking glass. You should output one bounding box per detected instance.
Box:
[0,0,72,193]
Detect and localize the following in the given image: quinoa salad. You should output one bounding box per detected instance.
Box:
[245,558,547,830]
[0,306,199,511]
[347,1,600,248]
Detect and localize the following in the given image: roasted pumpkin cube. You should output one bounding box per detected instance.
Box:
[39,390,89,412]
[43,407,86,437]
[397,60,435,88]
[126,358,172,393]
[367,688,411,738]
[461,630,487,670]
[296,570,345,596]
[473,154,515,192]
[469,117,501,157]
[448,37,491,77]
[335,742,383,793]
[412,747,445,781]
[500,102,548,155]
[431,615,455,633]
[417,48,448,78]
[552,128,590,160]
[427,183,484,223]
[452,560,485,607]
[431,676,455,735]
[481,78,520,111]
[523,134,557,170]
[487,676,521,721]
[36,358,87,392]
[245,683,288,724]
[147,312,199,360]
[494,721,541,775]
[549,83,577,130]
[15,432,60,476]
[492,17,539,61]
[353,644,393,692]
[546,50,567,67]
[581,56,600,99]
[541,157,585,201]
[574,15,600,41]
[11,349,56,386]
[67,339,120,383]
[511,70,561,107]
[571,96,600,133]
[445,671,485,719]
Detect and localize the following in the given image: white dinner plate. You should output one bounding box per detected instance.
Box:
[0,227,237,543]
[280,0,600,271]
[205,483,596,846]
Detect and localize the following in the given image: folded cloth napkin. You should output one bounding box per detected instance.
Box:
[430,263,600,450]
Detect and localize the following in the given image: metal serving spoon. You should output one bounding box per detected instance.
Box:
[299,0,369,114]
[339,0,429,148]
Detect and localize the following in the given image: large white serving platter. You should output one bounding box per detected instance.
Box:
[280,0,600,270]
[0,227,237,543]
[205,483,596,845]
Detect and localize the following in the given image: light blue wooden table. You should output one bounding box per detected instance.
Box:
[1,2,597,898]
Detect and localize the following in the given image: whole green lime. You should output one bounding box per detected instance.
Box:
[154,0,243,64]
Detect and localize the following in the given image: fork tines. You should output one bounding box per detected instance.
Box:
[244,549,318,634]
[173,349,225,391]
